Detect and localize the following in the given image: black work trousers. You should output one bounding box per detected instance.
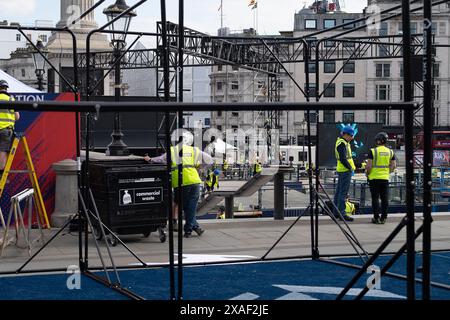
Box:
[369,179,389,220]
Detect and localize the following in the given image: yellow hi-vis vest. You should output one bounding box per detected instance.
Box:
[254,161,262,174]
[335,138,356,173]
[170,145,202,188]
[0,93,15,130]
[345,201,355,216]
[206,172,219,188]
[368,146,393,181]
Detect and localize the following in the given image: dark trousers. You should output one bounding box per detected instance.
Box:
[333,171,352,217]
[369,179,389,220]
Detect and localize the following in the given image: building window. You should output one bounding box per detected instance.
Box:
[39,35,48,42]
[307,62,316,73]
[231,81,239,90]
[305,83,316,98]
[217,111,222,117]
[376,110,390,125]
[379,22,388,36]
[323,110,335,123]
[433,63,440,78]
[343,83,355,98]
[16,34,21,41]
[343,62,355,73]
[398,22,417,34]
[217,125,222,131]
[324,40,335,48]
[304,111,317,123]
[21,69,26,77]
[376,63,391,78]
[231,112,239,117]
[399,110,403,124]
[343,41,355,49]
[232,65,239,71]
[323,83,335,98]
[217,82,223,91]
[342,112,354,123]
[376,84,391,101]
[324,19,336,29]
[305,19,317,30]
[218,65,223,71]
[400,63,404,77]
[324,61,336,73]
[342,19,355,29]
[204,118,210,126]
[439,22,447,35]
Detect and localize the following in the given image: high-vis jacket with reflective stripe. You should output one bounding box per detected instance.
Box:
[0,93,15,130]
[368,146,394,181]
[170,145,202,188]
[335,137,356,173]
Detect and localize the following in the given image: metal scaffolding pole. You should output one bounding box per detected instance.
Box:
[402,0,416,300]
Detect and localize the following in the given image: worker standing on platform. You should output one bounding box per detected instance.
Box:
[333,125,356,221]
[365,132,397,224]
[145,132,213,238]
[0,80,19,177]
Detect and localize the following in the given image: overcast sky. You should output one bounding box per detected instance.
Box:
[0,0,368,35]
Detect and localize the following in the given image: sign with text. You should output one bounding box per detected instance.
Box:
[119,187,163,206]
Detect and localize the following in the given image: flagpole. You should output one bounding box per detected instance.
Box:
[220,0,223,29]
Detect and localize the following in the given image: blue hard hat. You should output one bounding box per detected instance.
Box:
[214,169,220,175]
[341,126,355,136]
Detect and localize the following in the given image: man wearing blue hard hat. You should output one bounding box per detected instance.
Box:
[333,125,356,222]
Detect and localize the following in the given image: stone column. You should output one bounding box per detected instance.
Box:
[51,159,78,227]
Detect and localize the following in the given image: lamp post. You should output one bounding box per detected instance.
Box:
[32,39,48,91]
[301,120,307,168]
[103,0,136,156]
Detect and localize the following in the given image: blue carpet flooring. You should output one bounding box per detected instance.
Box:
[0,252,449,300]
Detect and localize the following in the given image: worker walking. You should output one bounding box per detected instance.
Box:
[365,132,397,224]
[205,169,220,192]
[0,80,19,177]
[333,125,356,221]
[145,132,213,238]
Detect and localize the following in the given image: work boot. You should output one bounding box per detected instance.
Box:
[184,231,192,238]
[371,217,380,224]
[193,227,204,236]
[380,217,387,224]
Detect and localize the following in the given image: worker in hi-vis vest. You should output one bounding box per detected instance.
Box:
[253,157,262,176]
[145,131,213,238]
[0,80,19,177]
[205,169,220,192]
[345,195,356,219]
[365,132,397,224]
[333,125,356,222]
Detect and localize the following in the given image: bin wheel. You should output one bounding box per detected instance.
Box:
[143,231,151,238]
[93,226,103,241]
[107,234,118,247]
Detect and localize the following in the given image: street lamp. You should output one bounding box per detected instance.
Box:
[32,39,48,91]
[103,0,137,156]
[301,120,307,168]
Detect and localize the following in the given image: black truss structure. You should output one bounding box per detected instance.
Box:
[0,0,447,302]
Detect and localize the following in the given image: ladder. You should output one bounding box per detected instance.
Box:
[0,133,50,229]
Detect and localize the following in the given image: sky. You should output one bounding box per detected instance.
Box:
[0,0,369,36]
